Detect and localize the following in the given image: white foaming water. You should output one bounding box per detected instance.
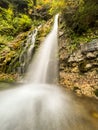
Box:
[18,28,38,74]
[27,28,38,60]
[0,84,98,130]
[24,14,59,84]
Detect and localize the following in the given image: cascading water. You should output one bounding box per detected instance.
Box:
[24,14,59,84]
[0,14,98,130]
[18,28,38,74]
[27,28,38,61]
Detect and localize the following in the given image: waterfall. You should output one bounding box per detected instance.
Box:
[0,14,97,130]
[27,28,38,61]
[18,28,38,74]
[24,14,59,84]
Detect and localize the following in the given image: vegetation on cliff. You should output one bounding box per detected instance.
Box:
[59,0,98,98]
[62,0,98,34]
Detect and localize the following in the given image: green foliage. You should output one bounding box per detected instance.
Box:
[0,4,33,38]
[49,0,65,15]
[33,19,45,26]
[62,0,98,34]
[0,7,13,21]
[0,7,15,35]
[13,14,32,34]
[37,0,66,15]
[0,35,14,44]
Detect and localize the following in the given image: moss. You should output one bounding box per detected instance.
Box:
[63,26,98,53]
[37,18,53,41]
[0,73,18,82]
[0,31,29,73]
[0,35,14,44]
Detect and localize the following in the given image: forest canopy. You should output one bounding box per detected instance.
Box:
[0,0,98,40]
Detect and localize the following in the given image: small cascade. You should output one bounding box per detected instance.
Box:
[24,14,59,84]
[27,29,37,60]
[18,28,38,74]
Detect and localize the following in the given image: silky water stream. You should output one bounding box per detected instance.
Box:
[0,14,98,130]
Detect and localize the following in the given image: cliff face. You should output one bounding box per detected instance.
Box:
[59,17,98,98]
[58,0,98,98]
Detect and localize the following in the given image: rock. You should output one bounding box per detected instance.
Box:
[71,67,79,73]
[85,64,92,70]
[65,39,98,73]
[86,52,97,59]
[68,50,84,63]
[59,31,64,37]
[81,39,98,53]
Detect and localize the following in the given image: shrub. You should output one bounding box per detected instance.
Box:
[12,14,32,35]
[62,0,98,34]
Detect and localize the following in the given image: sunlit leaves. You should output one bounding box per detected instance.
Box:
[49,0,66,15]
[13,14,32,33]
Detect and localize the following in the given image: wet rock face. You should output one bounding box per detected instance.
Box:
[67,39,98,73]
[0,20,52,77]
[0,30,37,75]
